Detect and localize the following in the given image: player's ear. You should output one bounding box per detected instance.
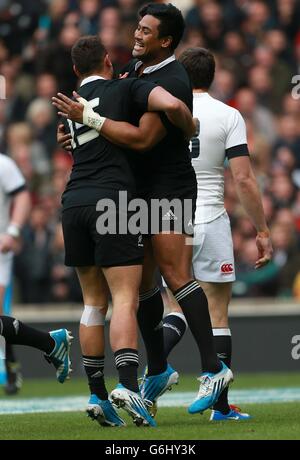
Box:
[161,36,172,49]
[104,54,113,70]
[73,65,80,77]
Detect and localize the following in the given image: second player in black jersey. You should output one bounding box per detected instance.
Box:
[123,57,196,202]
[56,4,233,417]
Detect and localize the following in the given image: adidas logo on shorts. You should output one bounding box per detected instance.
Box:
[162,210,177,221]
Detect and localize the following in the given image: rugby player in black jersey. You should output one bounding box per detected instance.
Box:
[53,35,196,427]
[56,4,233,416]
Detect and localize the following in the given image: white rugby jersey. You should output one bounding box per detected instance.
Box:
[0,153,26,233]
[191,92,249,224]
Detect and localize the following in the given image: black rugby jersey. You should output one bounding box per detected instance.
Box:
[62,77,156,209]
[123,58,196,199]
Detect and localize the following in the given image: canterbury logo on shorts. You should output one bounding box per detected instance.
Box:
[220,263,234,274]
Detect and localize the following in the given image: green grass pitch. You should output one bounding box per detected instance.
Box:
[1,373,300,440]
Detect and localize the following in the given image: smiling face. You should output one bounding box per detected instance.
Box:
[133,14,171,63]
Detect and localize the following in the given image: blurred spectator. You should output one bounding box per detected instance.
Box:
[235,87,276,144]
[50,223,82,302]
[36,73,58,100]
[15,205,53,303]
[211,68,236,104]
[26,98,57,158]
[186,1,225,51]
[36,23,80,94]
[78,0,101,35]
[273,115,300,167]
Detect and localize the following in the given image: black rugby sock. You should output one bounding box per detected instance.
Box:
[137,287,167,376]
[115,348,139,393]
[83,355,108,400]
[0,316,55,354]
[173,281,220,373]
[212,328,232,414]
[163,312,188,358]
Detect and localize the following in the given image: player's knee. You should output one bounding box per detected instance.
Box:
[112,295,139,313]
[162,266,191,292]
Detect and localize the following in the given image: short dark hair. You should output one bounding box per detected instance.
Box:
[179,48,215,90]
[71,36,107,75]
[139,3,185,51]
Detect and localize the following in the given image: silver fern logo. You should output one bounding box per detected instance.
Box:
[0,335,5,359]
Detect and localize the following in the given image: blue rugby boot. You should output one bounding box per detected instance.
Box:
[210,405,251,421]
[140,364,179,405]
[188,361,233,414]
[44,329,73,383]
[87,394,126,427]
[110,384,156,427]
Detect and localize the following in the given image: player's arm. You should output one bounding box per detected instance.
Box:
[0,189,31,254]
[229,155,273,268]
[92,87,196,149]
[52,88,195,150]
[98,112,167,151]
[52,92,166,151]
[147,86,196,139]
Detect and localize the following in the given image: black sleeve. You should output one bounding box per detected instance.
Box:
[155,77,191,132]
[129,78,157,113]
[226,144,249,160]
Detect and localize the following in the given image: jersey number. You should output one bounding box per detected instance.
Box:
[67,98,100,148]
[189,118,200,159]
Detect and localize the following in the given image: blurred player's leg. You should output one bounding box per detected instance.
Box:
[76,266,124,427]
[106,264,156,427]
[0,314,72,383]
[137,239,167,376]
[0,255,22,394]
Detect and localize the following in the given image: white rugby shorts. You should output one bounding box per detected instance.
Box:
[192,211,235,283]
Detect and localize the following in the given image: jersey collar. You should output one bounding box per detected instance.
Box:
[134,54,176,74]
[193,92,209,98]
[80,75,106,87]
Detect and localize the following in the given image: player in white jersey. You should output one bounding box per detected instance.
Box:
[0,153,73,393]
[161,48,273,420]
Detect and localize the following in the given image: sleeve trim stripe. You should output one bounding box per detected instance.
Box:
[7,184,27,196]
[226,144,249,159]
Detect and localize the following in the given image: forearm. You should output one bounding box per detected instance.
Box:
[10,190,31,229]
[100,119,147,151]
[234,173,269,234]
[147,87,194,138]
[165,102,195,138]
[72,101,148,151]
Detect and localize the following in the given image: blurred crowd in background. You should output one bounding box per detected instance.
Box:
[0,0,300,303]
